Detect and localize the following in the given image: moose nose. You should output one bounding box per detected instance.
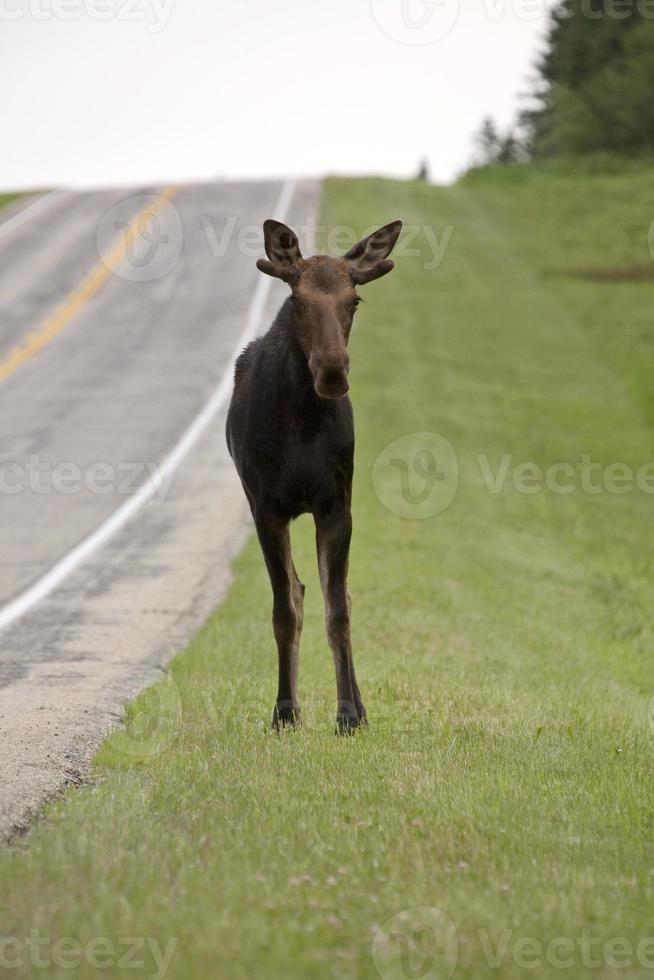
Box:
[311,353,350,400]
[315,371,349,400]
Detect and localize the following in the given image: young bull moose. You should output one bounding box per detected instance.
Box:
[226,217,402,732]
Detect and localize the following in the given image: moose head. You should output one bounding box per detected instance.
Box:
[257,219,403,399]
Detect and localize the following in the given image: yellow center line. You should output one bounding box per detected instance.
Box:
[0,185,180,383]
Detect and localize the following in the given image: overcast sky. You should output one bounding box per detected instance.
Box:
[1,0,552,191]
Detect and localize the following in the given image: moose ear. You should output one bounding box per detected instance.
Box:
[345,220,403,285]
[257,219,303,281]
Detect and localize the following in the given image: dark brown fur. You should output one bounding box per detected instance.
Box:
[226,218,402,731]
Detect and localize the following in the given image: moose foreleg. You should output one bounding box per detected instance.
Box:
[254,514,304,728]
[315,503,366,733]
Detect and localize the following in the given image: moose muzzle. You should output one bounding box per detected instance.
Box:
[309,350,350,400]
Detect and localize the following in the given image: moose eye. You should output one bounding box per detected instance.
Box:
[350,299,361,315]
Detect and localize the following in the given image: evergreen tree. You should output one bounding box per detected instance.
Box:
[473,118,523,166]
[524,0,654,157]
[475,117,502,165]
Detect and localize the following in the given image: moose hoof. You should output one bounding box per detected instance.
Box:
[336,712,367,736]
[272,703,301,731]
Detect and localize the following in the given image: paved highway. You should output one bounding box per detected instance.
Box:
[0,178,319,838]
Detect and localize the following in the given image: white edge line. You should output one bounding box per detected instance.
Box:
[0,178,297,633]
[0,191,63,243]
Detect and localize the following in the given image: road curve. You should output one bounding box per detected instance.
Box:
[0,178,320,839]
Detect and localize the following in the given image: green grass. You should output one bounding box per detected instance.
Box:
[1,167,654,979]
[0,192,26,213]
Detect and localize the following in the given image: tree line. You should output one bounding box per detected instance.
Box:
[475,0,654,164]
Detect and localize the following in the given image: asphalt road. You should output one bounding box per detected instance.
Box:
[0,178,319,839]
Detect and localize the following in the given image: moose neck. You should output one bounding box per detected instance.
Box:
[285,304,315,396]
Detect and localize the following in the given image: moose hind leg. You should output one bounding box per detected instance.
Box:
[254,514,302,728]
[291,560,305,664]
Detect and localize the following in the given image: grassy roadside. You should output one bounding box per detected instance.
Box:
[1,168,653,979]
[0,193,26,213]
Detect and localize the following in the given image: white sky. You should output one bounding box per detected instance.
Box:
[0,0,552,191]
